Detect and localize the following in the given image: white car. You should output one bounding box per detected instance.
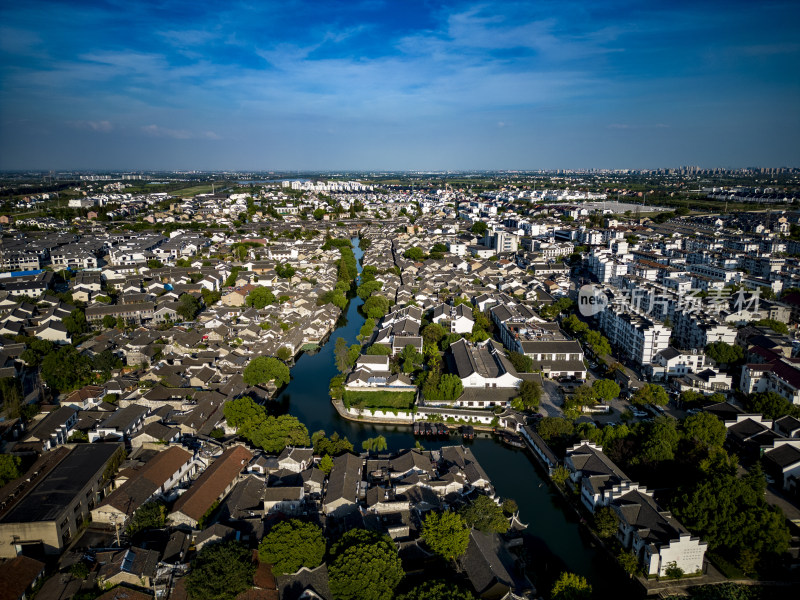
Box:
[632,409,648,417]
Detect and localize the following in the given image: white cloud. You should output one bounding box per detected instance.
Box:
[142,124,220,140]
[67,120,113,132]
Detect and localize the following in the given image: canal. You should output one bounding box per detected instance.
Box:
[275,238,634,596]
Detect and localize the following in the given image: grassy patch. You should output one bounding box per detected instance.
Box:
[343,390,416,410]
[172,183,224,198]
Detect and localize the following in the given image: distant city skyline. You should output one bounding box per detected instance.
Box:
[1,0,799,171]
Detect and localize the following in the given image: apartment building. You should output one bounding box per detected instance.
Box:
[672,310,737,350]
[598,306,671,366]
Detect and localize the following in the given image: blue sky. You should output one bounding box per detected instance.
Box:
[1,0,798,170]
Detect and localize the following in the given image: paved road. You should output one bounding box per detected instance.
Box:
[539,379,564,417]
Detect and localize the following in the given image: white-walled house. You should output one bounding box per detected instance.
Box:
[276,447,314,473]
[612,490,707,577]
[649,347,711,380]
[740,358,800,406]
[763,440,800,493]
[355,355,390,373]
[431,303,474,334]
[449,339,521,389]
[566,441,706,577]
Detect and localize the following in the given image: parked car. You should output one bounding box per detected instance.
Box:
[632,409,648,418]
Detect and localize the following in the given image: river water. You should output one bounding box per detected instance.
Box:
[275,237,633,595]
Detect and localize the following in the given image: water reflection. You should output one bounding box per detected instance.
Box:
[270,237,632,595]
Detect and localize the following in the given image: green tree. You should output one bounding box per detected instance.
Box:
[359,318,376,341]
[403,246,425,261]
[537,417,575,443]
[421,511,470,560]
[421,323,445,346]
[460,495,509,534]
[423,373,463,401]
[705,342,744,367]
[551,465,571,487]
[41,345,93,393]
[593,506,619,538]
[539,297,574,320]
[591,379,620,403]
[551,572,592,600]
[562,314,589,336]
[363,295,391,319]
[276,347,292,362]
[366,344,392,356]
[258,520,325,575]
[679,390,706,406]
[177,293,201,320]
[617,551,640,577]
[399,344,422,374]
[514,379,542,411]
[126,501,166,535]
[313,208,325,220]
[397,580,475,600]
[583,329,611,357]
[68,430,88,443]
[224,396,309,452]
[246,414,310,453]
[334,338,362,374]
[0,377,23,418]
[470,221,488,236]
[243,356,290,386]
[673,464,790,568]
[440,333,463,351]
[319,454,334,475]
[185,540,255,600]
[567,385,598,410]
[224,266,242,287]
[102,314,116,329]
[361,265,378,283]
[223,395,267,429]
[328,530,404,600]
[275,263,296,279]
[635,416,679,464]
[682,412,726,448]
[319,288,347,310]
[665,561,684,579]
[745,391,800,420]
[502,498,518,515]
[356,280,383,300]
[93,349,123,377]
[0,454,22,487]
[245,286,276,308]
[63,308,88,336]
[469,327,490,343]
[631,383,669,407]
[751,318,789,335]
[362,435,388,453]
[312,430,354,456]
[507,351,533,373]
